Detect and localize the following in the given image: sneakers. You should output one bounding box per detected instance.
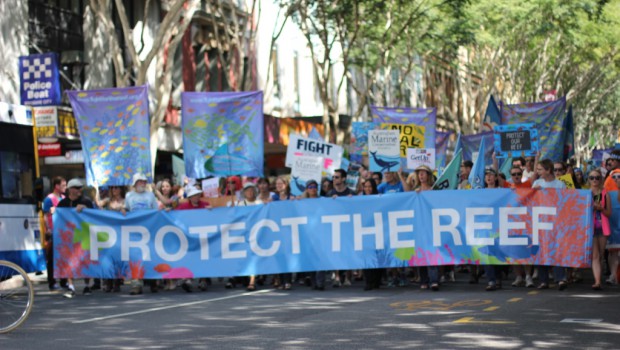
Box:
[486,282,497,291]
[511,275,524,287]
[181,280,193,293]
[605,277,617,285]
[83,287,92,295]
[129,286,143,295]
[63,286,76,298]
[449,271,456,282]
[343,279,352,286]
[558,280,568,291]
[525,276,534,288]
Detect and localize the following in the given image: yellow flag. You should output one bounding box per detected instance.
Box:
[558,174,575,189]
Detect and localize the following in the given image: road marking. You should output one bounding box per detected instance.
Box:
[484,306,500,312]
[560,318,603,324]
[390,299,492,311]
[72,289,272,324]
[507,298,522,302]
[527,291,538,295]
[453,317,515,325]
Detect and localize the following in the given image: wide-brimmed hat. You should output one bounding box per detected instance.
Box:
[186,186,202,198]
[67,178,83,189]
[414,165,433,174]
[131,173,148,186]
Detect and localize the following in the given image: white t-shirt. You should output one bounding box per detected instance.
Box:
[532,178,566,189]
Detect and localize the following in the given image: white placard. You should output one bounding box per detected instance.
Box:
[406,148,436,170]
[201,177,220,198]
[368,130,401,172]
[286,134,343,175]
[291,155,323,196]
[33,106,57,127]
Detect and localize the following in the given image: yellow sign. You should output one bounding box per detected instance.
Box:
[381,123,426,157]
[558,173,575,189]
[57,107,79,139]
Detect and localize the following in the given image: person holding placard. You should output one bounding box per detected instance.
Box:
[415,165,440,291]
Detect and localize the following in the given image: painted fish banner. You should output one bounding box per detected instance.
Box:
[501,98,567,162]
[370,106,437,150]
[53,188,593,279]
[67,86,152,186]
[181,91,264,178]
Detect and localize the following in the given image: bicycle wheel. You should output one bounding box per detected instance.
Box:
[0,260,34,333]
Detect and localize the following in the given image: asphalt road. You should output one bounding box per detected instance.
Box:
[2,272,619,350]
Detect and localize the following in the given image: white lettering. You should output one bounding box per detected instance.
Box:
[499,207,528,246]
[322,215,350,252]
[154,226,188,261]
[432,209,462,247]
[281,217,308,254]
[188,225,218,259]
[249,219,281,257]
[466,208,494,246]
[532,206,556,245]
[220,222,247,259]
[121,226,151,261]
[388,210,415,248]
[89,225,117,261]
[353,213,385,251]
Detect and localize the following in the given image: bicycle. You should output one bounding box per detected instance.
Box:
[0,260,34,333]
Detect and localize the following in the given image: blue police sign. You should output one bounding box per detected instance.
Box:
[19,53,61,106]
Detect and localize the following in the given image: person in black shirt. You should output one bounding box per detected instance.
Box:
[56,178,94,298]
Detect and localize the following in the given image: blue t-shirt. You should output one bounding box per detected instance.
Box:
[125,191,158,211]
[377,181,404,194]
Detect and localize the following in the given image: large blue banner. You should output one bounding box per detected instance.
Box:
[19,53,62,106]
[54,189,593,279]
[181,91,264,178]
[67,86,152,186]
[502,98,567,162]
[370,106,437,150]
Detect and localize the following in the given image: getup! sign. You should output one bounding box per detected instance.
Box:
[493,123,539,158]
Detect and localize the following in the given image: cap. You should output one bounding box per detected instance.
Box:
[131,173,148,186]
[484,167,498,175]
[415,165,433,174]
[305,179,318,187]
[242,182,257,191]
[67,178,83,189]
[186,186,202,198]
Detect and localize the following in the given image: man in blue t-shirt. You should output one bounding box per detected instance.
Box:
[377,171,404,194]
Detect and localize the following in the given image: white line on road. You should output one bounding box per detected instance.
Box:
[72,289,272,324]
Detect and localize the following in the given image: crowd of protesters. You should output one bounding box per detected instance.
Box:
[43,150,620,298]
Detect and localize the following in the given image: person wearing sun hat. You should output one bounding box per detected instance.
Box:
[124,173,159,295]
[412,165,440,291]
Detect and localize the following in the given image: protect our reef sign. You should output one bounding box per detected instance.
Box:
[368,130,401,172]
[286,133,343,176]
[494,123,538,158]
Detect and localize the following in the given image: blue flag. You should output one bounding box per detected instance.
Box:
[309,127,324,141]
[481,95,502,131]
[433,149,462,190]
[564,106,575,160]
[500,157,513,179]
[468,136,486,189]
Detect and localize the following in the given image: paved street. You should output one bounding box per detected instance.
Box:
[2,272,619,350]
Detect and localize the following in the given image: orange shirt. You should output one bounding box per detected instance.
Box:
[604,169,620,192]
[512,179,532,189]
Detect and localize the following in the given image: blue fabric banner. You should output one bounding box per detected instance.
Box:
[181,91,264,178]
[461,132,495,166]
[19,53,62,106]
[67,86,152,186]
[501,98,567,162]
[370,106,437,150]
[53,189,593,279]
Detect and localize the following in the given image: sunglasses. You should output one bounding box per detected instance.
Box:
[306,185,318,189]
[511,172,522,177]
[332,176,341,179]
[589,176,602,181]
[72,186,83,190]
[612,174,620,180]
[554,168,564,172]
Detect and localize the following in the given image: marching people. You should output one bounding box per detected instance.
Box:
[124,173,159,295]
[589,169,611,290]
[56,178,94,298]
[414,165,441,291]
[42,176,66,291]
[96,184,126,293]
[533,159,568,290]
